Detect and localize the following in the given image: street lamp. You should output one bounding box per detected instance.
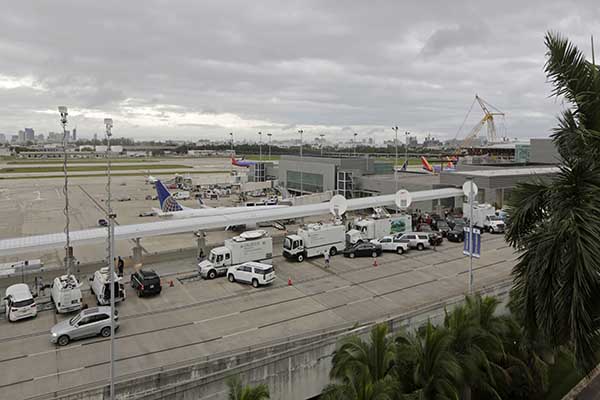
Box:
[258,131,262,162]
[392,126,399,192]
[319,134,325,156]
[267,133,272,160]
[229,132,234,174]
[58,106,72,275]
[104,117,116,400]
[298,129,304,194]
[405,131,410,166]
[353,132,358,156]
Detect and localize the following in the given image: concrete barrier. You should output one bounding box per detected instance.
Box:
[33,279,512,400]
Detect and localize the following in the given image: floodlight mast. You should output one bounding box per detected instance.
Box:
[58,106,72,275]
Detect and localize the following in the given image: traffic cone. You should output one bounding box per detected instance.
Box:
[169,280,174,287]
[288,277,293,286]
[373,257,378,267]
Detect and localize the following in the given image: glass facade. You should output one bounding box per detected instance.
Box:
[287,170,323,193]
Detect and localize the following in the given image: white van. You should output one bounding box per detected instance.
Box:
[4,284,37,322]
[51,274,83,313]
[90,268,126,306]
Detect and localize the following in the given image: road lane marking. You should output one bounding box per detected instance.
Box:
[194,311,240,324]
[33,367,84,381]
[222,327,258,339]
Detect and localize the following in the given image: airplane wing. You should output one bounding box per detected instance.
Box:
[0,188,462,256]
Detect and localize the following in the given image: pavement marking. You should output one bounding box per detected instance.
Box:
[325,285,350,293]
[33,367,84,381]
[194,311,240,324]
[347,297,373,306]
[222,327,258,339]
[27,344,82,358]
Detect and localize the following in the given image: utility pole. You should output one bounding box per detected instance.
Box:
[58,106,72,275]
[319,134,325,156]
[298,129,304,195]
[267,133,272,160]
[353,133,358,156]
[405,131,410,167]
[468,177,474,294]
[392,126,399,192]
[258,131,262,162]
[104,118,116,400]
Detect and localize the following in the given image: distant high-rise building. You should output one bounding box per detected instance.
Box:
[24,128,35,142]
[72,128,77,142]
[0,133,6,143]
[36,134,44,142]
[11,135,19,143]
[18,130,25,143]
[93,133,98,144]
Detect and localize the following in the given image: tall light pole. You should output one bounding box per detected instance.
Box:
[353,132,358,156]
[405,131,410,167]
[298,129,304,194]
[58,106,72,275]
[319,134,325,156]
[229,132,234,174]
[267,133,272,160]
[467,177,475,294]
[104,118,116,400]
[258,131,262,162]
[392,126,399,192]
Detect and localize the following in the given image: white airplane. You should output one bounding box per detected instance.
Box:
[153,180,285,219]
[145,175,159,184]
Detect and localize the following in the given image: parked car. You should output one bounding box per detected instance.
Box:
[50,306,119,346]
[98,219,108,227]
[370,236,409,254]
[342,242,383,258]
[4,284,37,322]
[395,233,431,251]
[130,269,162,297]
[227,262,275,288]
[447,225,466,242]
[435,220,451,237]
[427,232,444,246]
[138,211,157,217]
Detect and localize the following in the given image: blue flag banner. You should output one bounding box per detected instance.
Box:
[463,227,481,258]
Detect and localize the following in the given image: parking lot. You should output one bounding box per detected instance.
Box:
[0,232,514,399]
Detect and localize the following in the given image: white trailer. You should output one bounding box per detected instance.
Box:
[462,202,505,233]
[198,230,273,279]
[346,217,392,244]
[283,222,346,262]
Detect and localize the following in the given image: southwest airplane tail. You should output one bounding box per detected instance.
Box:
[420,156,434,173]
[155,180,184,212]
[231,156,255,168]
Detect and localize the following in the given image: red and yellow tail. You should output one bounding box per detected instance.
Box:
[420,156,434,172]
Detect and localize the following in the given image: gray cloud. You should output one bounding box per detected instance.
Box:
[0,0,598,142]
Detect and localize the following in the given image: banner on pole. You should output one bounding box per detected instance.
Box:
[463,227,481,258]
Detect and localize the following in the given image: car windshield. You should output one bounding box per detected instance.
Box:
[12,298,34,307]
[283,238,292,249]
[69,314,81,326]
[209,252,217,262]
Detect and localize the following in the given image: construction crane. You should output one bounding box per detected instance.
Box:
[452,95,506,158]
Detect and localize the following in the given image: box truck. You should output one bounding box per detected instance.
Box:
[346,217,392,244]
[462,202,505,233]
[283,222,346,262]
[198,230,273,279]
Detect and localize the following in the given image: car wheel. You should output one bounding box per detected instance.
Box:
[58,335,70,346]
[100,326,111,338]
[329,247,337,256]
[228,274,235,282]
[297,254,304,262]
[371,252,377,258]
[349,252,355,259]
[208,270,217,279]
[396,247,404,255]
[252,279,259,288]
[417,243,424,251]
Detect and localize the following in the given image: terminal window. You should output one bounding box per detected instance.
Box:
[287,171,323,193]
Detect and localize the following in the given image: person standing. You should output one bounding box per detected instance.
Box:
[323,250,330,268]
[117,256,124,277]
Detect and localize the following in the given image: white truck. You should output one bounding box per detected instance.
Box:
[462,202,505,233]
[283,222,346,262]
[346,217,392,244]
[51,274,83,314]
[198,230,273,279]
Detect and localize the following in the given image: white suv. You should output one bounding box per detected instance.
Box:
[395,233,431,251]
[370,236,409,254]
[227,262,276,288]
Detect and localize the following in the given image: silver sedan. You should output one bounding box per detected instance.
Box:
[50,306,119,346]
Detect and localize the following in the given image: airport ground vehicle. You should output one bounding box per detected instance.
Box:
[4,283,37,322]
[50,306,119,346]
[98,219,108,227]
[90,268,126,306]
[346,217,391,244]
[342,242,383,258]
[173,191,190,200]
[370,236,409,254]
[198,230,273,279]
[462,202,504,233]
[227,262,275,288]
[130,269,162,297]
[139,211,157,217]
[51,274,83,313]
[395,233,431,251]
[283,222,346,262]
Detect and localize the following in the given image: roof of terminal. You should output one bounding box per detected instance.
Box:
[448,167,560,177]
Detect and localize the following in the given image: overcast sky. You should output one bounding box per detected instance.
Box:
[1,1,599,143]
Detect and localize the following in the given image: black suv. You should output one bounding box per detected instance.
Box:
[130,270,162,297]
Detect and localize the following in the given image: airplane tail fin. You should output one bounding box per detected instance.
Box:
[197,197,208,208]
[155,180,184,212]
[420,156,434,173]
[400,159,408,171]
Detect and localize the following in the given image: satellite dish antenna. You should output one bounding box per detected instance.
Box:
[329,195,348,218]
[462,180,478,199]
[395,189,412,209]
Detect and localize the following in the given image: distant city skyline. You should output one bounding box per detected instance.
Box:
[0,1,597,142]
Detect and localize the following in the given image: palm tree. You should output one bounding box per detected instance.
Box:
[321,368,394,400]
[226,376,270,400]
[506,31,600,371]
[395,322,462,399]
